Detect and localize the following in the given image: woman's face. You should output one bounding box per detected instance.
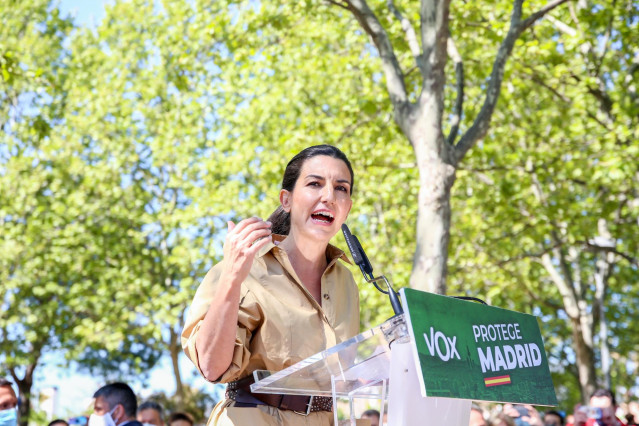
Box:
[280,155,353,244]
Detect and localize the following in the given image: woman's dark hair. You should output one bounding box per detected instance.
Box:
[268,144,354,235]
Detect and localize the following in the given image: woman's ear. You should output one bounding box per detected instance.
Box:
[279,189,291,213]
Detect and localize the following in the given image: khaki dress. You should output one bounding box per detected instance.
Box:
[182,235,360,425]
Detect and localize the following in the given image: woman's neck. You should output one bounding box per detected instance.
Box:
[280,232,328,271]
[279,231,329,287]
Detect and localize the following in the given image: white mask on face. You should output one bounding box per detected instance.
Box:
[88,407,117,426]
[0,407,18,426]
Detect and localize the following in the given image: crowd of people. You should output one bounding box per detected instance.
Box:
[468,388,639,426]
[3,375,639,425]
[350,387,639,426]
[0,380,194,426]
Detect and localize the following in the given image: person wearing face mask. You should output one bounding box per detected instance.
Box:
[0,379,18,426]
[183,145,360,425]
[89,383,143,426]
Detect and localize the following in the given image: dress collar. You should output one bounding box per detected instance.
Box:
[258,233,352,265]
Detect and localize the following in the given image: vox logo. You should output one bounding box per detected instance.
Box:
[423,327,461,362]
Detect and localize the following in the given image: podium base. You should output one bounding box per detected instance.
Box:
[387,342,471,426]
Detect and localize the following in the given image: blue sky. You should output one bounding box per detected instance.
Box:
[58,0,106,27]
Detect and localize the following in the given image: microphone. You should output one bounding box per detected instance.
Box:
[341,224,403,315]
[341,223,373,279]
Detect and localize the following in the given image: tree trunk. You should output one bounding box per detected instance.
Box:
[599,307,611,390]
[595,275,611,391]
[169,326,185,405]
[410,155,456,294]
[571,317,597,403]
[594,249,615,390]
[10,363,36,426]
[407,108,456,295]
[542,250,598,403]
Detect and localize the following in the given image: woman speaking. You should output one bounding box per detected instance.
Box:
[182,145,360,425]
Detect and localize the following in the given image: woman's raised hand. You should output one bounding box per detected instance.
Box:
[194,217,272,381]
[222,217,272,282]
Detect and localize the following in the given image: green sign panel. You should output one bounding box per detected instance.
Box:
[400,288,557,405]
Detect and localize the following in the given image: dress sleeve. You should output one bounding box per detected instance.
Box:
[181,262,262,383]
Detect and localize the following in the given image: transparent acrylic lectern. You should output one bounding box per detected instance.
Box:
[250,315,471,425]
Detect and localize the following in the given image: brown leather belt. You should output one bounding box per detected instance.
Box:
[226,375,333,416]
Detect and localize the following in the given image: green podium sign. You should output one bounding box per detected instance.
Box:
[400,288,557,405]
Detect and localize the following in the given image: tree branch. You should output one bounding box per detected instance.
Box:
[446,36,464,145]
[343,0,408,109]
[387,0,424,75]
[453,0,573,164]
[495,241,562,266]
[324,0,349,10]
[419,0,450,84]
[453,0,525,164]
[525,70,571,103]
[541,252,580,319]
[480,249,564,311]
[520,0,574,31]
[301,88,334,117]
[335,115,378,145]
[544,14,577,36]
[581,240,638,267]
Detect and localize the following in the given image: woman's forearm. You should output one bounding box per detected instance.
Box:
[194,269,244,382]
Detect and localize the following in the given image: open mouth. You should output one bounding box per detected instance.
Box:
[311,211,335,224]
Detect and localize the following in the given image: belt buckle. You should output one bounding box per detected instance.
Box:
[293,395,314,416]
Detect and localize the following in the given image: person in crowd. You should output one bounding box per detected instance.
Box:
[68,416,88,426]
[490,411,515,426]
[490,412,516,426]
[502,403,543,425]
[624,414,637,426]
[48,420,70,426]
[167,412,193,426]
[89,382,142,426]
[543,410,564,426]
[627,402,639,425]
[569,389,626,426]
[469,404,489,426]
[182,145,360,424]
[0,379,18,426]
[137,401,164,426]
[360,409,380,426]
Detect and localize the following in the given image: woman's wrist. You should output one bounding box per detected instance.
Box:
[220,267,245,289]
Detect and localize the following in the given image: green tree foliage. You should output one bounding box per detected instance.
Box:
[1,1,159,421]
[1,1,79,423]
[449,0,639,406]
[320,0,574,296]
[2,0,637,417]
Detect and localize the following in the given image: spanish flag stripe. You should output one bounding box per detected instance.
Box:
[484,375,511,387]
